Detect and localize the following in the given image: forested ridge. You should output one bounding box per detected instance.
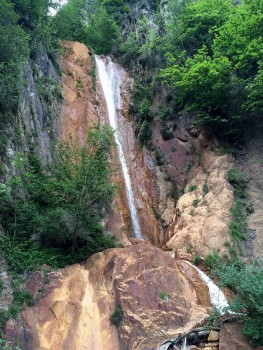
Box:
[0,0,263,346]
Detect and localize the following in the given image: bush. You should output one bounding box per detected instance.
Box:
[160,126,174,140]
[0,126,116,274]
[202,182,209,195]
[192,254,201,266]
[188,185,198,192]
[159,291,168,300]
[213,260,263,345]
[110,304,123,327]
[204,253,219,269]
[155,148,165,166]
[192,199,200,208]
[138,120,152,145]
[227,168,247,198]
[170,184,179,203]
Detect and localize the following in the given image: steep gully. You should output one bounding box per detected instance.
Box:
[95,56,230,347]
[4,42,252,350]
[95,54,229,311]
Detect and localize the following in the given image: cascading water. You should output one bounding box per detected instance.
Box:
[183,260,230,314]
[95,55,143,239]
[159,261,231,350]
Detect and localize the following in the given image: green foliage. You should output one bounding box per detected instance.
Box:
[110,304,123,327]
[155,148,165,166]
[192,254,201,266]
[0,0,29,111]
[188,185,198,192]
[204,252,219,269]
[159,291,168,300]
[170,183,179,203]
[36,76,62,102]
[229,199,247,241]
[0,126,116,274]
[138,120,152,145]
[161,0,263,139]
[0,280,34,335]
[192,199,200,208]
[96,0,129,22]
[86,7,120,54]
[0,338,21,350]
[213,260,263,345]
[53,0,88,42]
[207,309,221,326]
[54,1,120,55]
[202,182,209,195]
[160,126,174,140]
[227,168,248,242]
[227,168,247,198]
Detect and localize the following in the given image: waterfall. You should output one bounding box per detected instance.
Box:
[95,55,143,239]
[183,261,229,314]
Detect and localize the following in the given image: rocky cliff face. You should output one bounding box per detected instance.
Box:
[2,39,261,350]
[166,152,235,258]
[59,41,101,143]
[2,44,61,179]
[5,242,210,350]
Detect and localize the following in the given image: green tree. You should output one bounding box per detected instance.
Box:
[0,0,29,111]
[53,0,88,42]
[169,0,233,54]
[1,126,116,258]
[44,125,116,250]
[86,7,120,54]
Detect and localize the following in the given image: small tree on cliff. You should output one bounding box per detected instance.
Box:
[39,125,116,251]
[2,125,116,256]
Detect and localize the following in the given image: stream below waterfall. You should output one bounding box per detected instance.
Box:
[159,261,230,350]
[184,261,230,314]
[95,55,143,239]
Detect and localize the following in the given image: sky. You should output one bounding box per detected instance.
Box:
[49,0,68,15]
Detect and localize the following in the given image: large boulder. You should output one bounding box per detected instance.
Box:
[4,242,209,349]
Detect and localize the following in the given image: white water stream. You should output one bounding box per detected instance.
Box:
[183,260,230,314]
[95,56,143,239]
[159,261,230,350]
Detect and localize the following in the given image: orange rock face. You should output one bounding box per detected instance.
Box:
[166,152,235,257]
[59,44,160,244]
[5,242,210,350]
[59,41,101,143]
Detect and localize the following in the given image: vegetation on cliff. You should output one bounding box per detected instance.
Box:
[0,126,116,273]
[0,0,263,345]
[0,0,58,112]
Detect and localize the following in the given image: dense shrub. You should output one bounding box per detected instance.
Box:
[110,304,123,327]
[213,260,263,345]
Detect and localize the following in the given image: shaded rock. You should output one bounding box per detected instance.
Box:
[219,323,263,350]
[25,271,44,298]
[208,330,219,342]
